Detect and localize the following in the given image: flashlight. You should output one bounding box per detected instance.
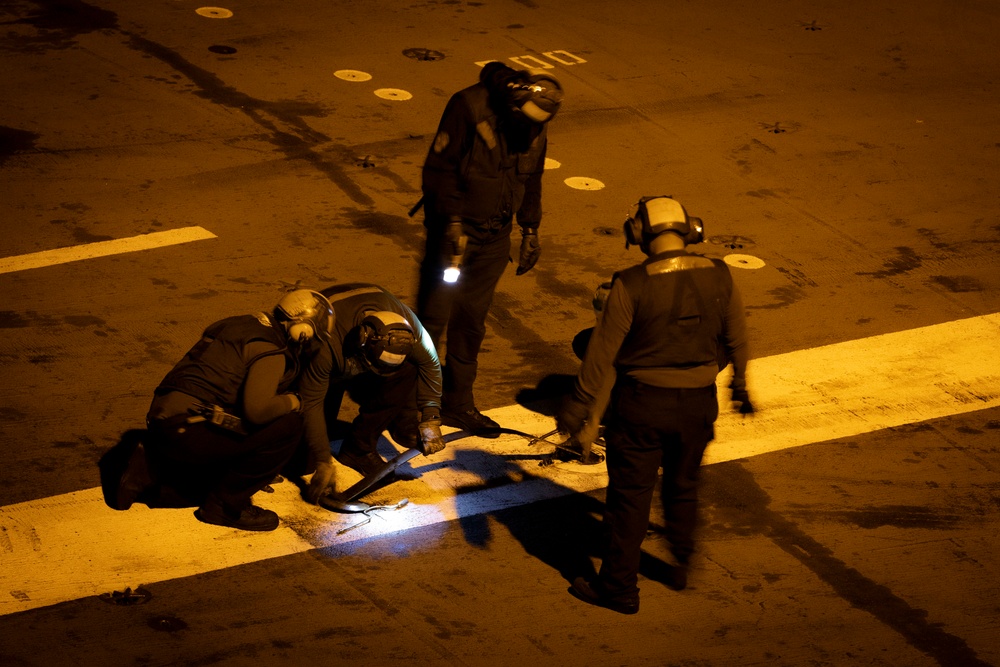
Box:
[443,225,467,284]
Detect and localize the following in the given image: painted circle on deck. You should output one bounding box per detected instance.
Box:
[195,7,233,18]
[724,254,766,269]
[564,176,605,191]
[335,69,373,82]
[544,158,561,170]
[374,88,413,101]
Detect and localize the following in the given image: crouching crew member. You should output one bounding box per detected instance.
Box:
[144,290,335,531]
[296,283,446,503]
[558,196,754,614]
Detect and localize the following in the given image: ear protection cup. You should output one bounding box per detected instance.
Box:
[357,321,373,348]
[504,72,564,123]
[685,217,705,245]
[287,321,315,342]
[356,311,415,375]
[274,290,335,344]
[623,196,704,248]
[517,73,563,123]
[623,214,645,249]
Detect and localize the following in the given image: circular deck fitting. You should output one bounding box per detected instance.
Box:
[402,48,445,61]
[564,176,605,191]
[374,88,413,101]
[724,254,766,269]
[334,69,373,82]
[195,7,233,18]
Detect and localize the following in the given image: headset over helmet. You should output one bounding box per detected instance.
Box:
[357,311,415,376]
[623,195,705,249]
[274,290,335,344]
[506,73,563,123]
[480,62,564,124]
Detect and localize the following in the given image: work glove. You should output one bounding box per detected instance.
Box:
[556,395,590,438]
[515,227,541,275]
[444,218,467,256]
[418,408,446,456]
[304,457,336,504]
[592,281,613,313]
[731,388,756,416]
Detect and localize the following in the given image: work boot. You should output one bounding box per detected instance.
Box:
[196,501,280,532]
[441,407,501,438]
[667,564,689,591]
[568,577,639,615]
[667,554,690,591]
[116,441,154,510]
[335,448,387,477]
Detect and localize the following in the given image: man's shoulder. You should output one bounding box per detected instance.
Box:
[641,251,729,276]
[323,283,414,330]
[450,83,493,115]
[454,81,488,100]
[323,283,393,308]
[206,313,275,337]
[615,261,649,281]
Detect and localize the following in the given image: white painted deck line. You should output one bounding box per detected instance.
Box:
[708,311,1000,463]
[0,227,217,274]
[1,312,998,615]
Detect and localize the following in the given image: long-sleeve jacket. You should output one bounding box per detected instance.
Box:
[574,250,750,407]
[297,283,442,462]
[421,82,547,241]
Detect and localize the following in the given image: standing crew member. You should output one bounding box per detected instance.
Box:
[143,290,335,531]
[558,196,754,614]
[296,283,446,501]
[416,62,563,435]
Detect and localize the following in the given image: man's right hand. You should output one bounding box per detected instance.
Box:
[445,219,467,255]
[557,396,590,438]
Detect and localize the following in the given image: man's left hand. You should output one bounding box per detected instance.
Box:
[731,389,756,416]
[515,229,541,275]
[305,459,336,504]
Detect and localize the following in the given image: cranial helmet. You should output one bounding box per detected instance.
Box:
[357,310,415,375]
[274,290,335,344]
[481,62,563,124]
[507,72,563,123]
[623,195,705,249]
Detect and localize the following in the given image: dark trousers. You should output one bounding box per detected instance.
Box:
[148,412,303,513]
[417,224,511,411]
[324,363,420,455]
[599,381,718,599]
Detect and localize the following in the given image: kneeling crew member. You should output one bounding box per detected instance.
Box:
[297,283,446,502]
